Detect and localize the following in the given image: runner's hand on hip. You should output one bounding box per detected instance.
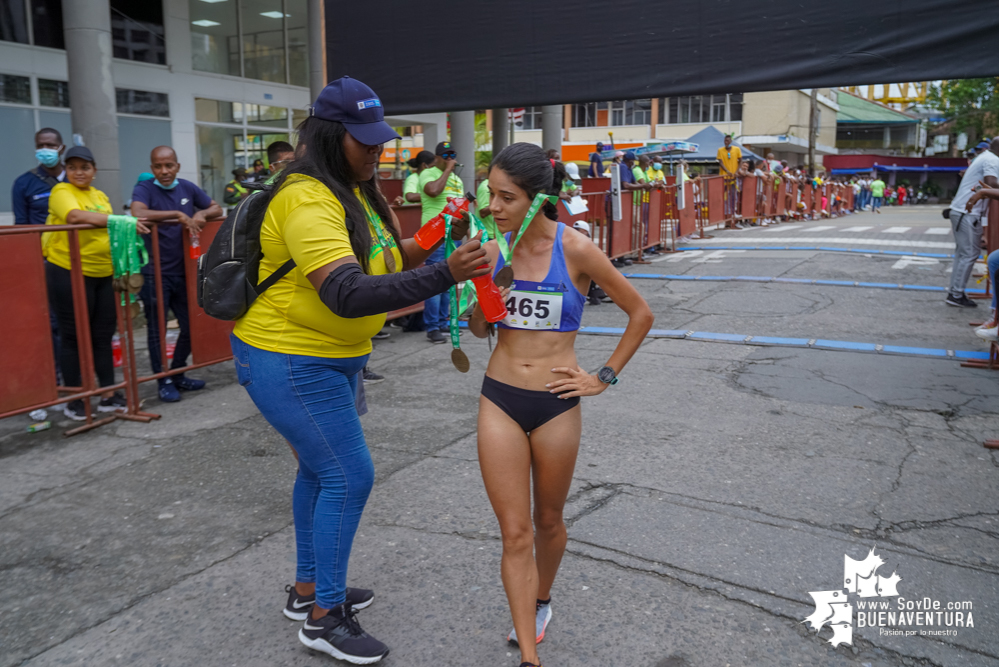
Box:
[546,366,606,399]
[446,232,490,282]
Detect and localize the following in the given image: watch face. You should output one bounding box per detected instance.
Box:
[598,366,615,383]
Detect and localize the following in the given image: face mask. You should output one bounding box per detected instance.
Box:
[154,178,179,190]
[652,163,662,171]
[36,148,61,168]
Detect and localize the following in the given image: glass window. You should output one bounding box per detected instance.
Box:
[110,0,166,65]
[292,106,308,129]
[712,95,726,122]
[236,103,288,128]
[38,79,69,107]
[31,0,63,49]
[116,88,170,117]
[609,100,625,126]
[0,0,29,44]
[190,0,239,76]
[729,93,743,122]
[0,74,31,104]
[195,97,237,124]
[246,131,290,168]
[520,106,542,130]
[572,103,597,128]
[286,0,308,87]
[624,99,651,125]
[0,107,36,212]
[197,124,245,204]
[657,98,666,125]
[242,0,287,84]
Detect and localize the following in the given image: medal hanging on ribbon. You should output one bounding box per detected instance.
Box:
[360,194,397,273]
[444,215,470,372]
[482,192,558,289]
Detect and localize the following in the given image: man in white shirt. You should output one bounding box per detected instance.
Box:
[946,138,999,307]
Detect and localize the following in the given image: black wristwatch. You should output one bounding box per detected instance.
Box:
[597,365,619,385]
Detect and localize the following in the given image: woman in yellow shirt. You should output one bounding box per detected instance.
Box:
[230,77,488,664]
[45,146,149,420]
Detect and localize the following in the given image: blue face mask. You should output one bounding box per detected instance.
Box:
[36,148,61,168]
[652,163,663,171]
[154,178,179,190]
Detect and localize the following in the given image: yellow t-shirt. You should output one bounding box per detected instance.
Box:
[45,183,113,277]
[233,175,403,358]
[716,145,742,177]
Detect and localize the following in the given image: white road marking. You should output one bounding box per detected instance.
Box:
[691,237,955,249]
[689,250,746,264]
[925,228,950,235]
[801,226,836,232]
[882,227,911,233]
[841,226,873,232]
[763,224,801,232]
[892,256,940,270]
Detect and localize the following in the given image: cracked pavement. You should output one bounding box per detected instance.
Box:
[1,207,996,667]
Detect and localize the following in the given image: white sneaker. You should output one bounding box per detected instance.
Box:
[975,325,998,342]
[508,601,552,645]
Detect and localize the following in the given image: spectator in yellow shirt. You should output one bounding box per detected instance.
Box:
[717,134,742,217]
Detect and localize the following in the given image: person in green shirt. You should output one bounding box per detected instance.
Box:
[417,141,466,343]
[632,154,655,253]
[476,176,492,227]
[870,177,886,213]
[394,150,434,205]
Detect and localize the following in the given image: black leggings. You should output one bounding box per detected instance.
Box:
[45,262,117,389]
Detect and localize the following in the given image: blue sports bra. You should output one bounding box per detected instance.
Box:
[492,222,586,332]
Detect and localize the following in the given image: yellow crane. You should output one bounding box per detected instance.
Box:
[843,83,929,109]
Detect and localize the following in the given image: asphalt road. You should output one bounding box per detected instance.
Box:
[1,205,996,667]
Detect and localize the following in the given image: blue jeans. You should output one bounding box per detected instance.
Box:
[423,245,450,331]
[988,249,999,309]
[140,273,192,374]
[230,334,374,609]
[872,196,883,210]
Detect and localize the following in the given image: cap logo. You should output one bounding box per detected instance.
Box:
[357,98,382,110]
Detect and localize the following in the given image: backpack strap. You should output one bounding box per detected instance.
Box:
[253,258,296,296]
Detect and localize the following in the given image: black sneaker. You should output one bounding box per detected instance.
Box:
[97,392,127,412]
[945,294,979,308]
[63,399,87,421]
[372,329,391,340]
[362,367,385,384]
[427,329,446,344]
[299,604,388,664]
[174,375,206,391]
[283,585,375,621]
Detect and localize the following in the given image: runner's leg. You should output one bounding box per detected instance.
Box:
[529,405,581,601]
[478,395,540,664]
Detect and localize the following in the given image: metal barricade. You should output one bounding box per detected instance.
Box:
[0,224,158,435]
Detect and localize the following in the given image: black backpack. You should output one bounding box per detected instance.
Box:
[196,189,296,320]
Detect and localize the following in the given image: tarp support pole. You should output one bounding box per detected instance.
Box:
[308,0,326,100]
[492,108,509,156]
[64,0,122,213]
[450,111,476,190]
[542,105,562,156]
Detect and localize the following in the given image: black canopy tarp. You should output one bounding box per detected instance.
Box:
[326,0,999,115]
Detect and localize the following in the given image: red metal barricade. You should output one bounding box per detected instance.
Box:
[740,176,758,222]
[706,176,726,225]
[774,180,786,216]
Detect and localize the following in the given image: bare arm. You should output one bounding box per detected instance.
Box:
[66,208,150,233]
[423,160,458,198]
[547,238,654,398]
[405,192,422,203]
[192,201,223,228]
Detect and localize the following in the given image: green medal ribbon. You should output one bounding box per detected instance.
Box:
[107,215,148,306]
[479,192,558,264]
[359,194,398,270]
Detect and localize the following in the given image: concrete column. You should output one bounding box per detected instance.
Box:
[308,0,326,101]
[541,105,562,156]
[63,0,122,212]
[450,110,475,190]
[492,108,509,157]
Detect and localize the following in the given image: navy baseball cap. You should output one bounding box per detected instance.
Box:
[310,76,401,146]
[64,146,96,164]
[623,150,637,161]
[976,140,990,150]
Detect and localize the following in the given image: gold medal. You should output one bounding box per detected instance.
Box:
[450,348,470,373]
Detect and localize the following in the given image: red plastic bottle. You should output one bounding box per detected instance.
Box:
[473,270,509,323]
[413,192,476,250]
[188,228,202,259]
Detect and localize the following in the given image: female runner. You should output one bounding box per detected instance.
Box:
[468,143,654,667]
